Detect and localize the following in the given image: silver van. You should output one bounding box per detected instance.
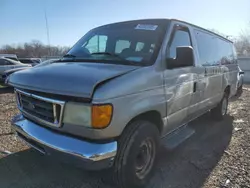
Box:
[9,19,238,188]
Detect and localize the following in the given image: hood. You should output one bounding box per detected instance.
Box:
[8,62,138,98]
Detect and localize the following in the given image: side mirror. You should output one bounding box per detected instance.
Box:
[166,46,194,69]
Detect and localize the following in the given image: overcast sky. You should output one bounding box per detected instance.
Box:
[0,0,249,47]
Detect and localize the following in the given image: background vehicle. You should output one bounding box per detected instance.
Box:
[19,58,41,66]
[1,59,58,85]
[0,57,31,76]
[10,19,238,188]
[1,67,30,85]
[0,54,18,61]
[237,65,244,94]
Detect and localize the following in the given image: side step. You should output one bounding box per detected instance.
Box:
[161,125,195,150]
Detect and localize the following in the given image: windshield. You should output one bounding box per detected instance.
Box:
[66,21,168,66]
[4,58,23,65]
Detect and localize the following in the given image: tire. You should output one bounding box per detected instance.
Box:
[211,92,228,121]
[113,121,160,188]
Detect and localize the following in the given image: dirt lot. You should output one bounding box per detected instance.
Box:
[0,86,249,188]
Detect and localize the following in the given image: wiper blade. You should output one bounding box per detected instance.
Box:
[63,54,76,58]
[58,54,77,62]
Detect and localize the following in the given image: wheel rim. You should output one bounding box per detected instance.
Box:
[221,97,228,116]
[135,137,156,179]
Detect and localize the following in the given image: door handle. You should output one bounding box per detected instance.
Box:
[193,82,197,93]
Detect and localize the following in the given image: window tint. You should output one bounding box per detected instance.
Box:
[169,30,191,58]
[20,59,33,64]
[68,22,168,65]
[115,40,130,53]
[195,30,235,66]
[84,35,107,53]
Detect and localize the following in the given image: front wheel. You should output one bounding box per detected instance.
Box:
[113,121,160,188]
[211,93,228,120]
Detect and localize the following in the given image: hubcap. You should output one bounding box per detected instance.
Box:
[135,137,155,179]
[221,97,228,116]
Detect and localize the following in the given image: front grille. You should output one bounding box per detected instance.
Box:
[15,89,65,127]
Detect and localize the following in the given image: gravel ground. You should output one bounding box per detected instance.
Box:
[0,86,249,188]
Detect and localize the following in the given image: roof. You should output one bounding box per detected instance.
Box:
[170,19,233,43]
[95,19,170,30]
[96,18,232,43]
[0,54,17,58]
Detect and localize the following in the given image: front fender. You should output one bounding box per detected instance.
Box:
[93,87,166,138]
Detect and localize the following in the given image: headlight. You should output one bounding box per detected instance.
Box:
[63,102,113,129]
[63,102,91,127]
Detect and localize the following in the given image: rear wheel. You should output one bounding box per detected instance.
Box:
[113,121,159,188]
[211,92,228,120]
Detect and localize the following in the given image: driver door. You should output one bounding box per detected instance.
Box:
[162,23,198,135]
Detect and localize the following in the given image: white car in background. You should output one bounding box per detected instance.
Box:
[0,54,19,61]
[0,57,31,76]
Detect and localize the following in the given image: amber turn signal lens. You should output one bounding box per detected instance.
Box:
[92,104,113,129]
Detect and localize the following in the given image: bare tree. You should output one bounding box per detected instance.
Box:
[234,23,250,56]
[0,40,70,58]
[209,26,250,57]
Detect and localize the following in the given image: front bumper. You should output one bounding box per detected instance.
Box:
[11,114,117,170]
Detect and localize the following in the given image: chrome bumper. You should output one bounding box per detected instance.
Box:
[12,114,117,170]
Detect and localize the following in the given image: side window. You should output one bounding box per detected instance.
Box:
[0,59,9,65]
[218,40,232,65]
[115,40,130,53]
[196,31,219,66]
[169,29,191,58]
[85,35,107,53]
[195,30,235,66]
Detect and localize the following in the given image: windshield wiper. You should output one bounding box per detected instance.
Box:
[63,54,76,58]
[58,54,77,62]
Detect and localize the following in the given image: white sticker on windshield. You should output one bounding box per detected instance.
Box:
[135,24,158,31]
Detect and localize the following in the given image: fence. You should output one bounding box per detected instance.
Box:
[238,57,250,83]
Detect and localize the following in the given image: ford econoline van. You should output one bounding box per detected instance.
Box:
[9,19,238,188]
